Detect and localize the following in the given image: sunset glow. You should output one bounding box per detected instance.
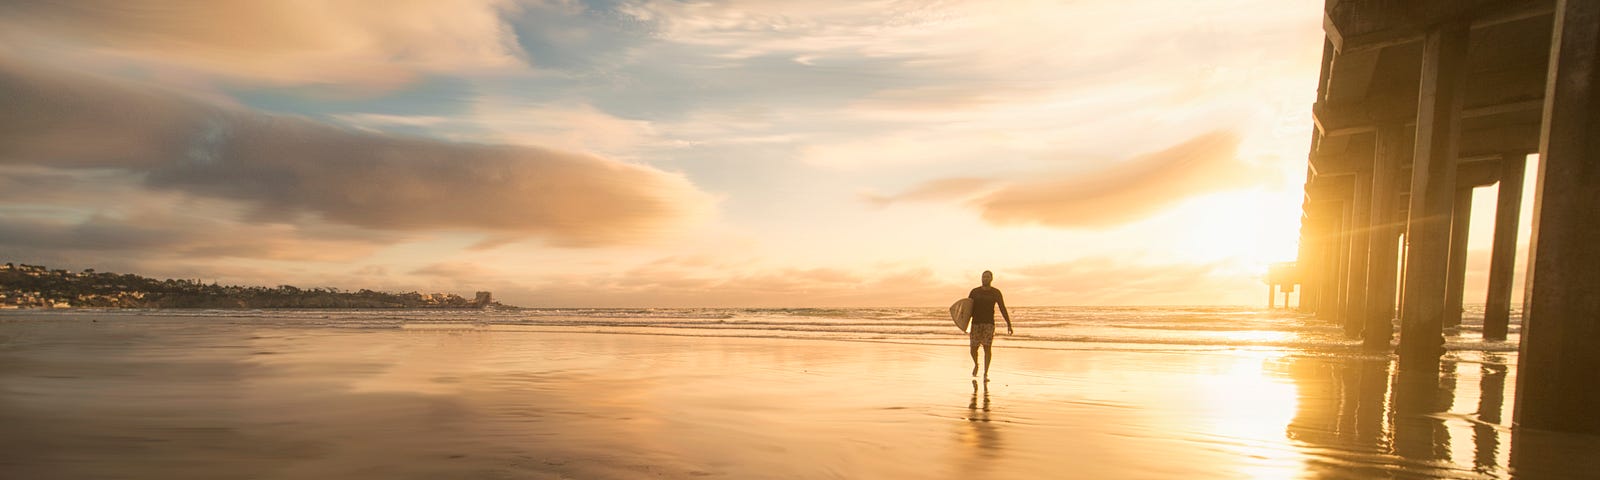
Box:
[0,0,1327,306]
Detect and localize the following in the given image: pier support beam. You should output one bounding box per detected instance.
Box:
[1299,215,1325,314]
[1443,188,1474,329]
[1399,22,1469,372]
[1397,233,1409,321]
[1302,206,1332,315]
[1344,170,1373,338]
[1515,0,1600,435]
[1332,201,1353,323]
[1324,200,1350,324]
[1316,203,1347,321]
[1483,153,1526,341]
[1364,126,1408,350]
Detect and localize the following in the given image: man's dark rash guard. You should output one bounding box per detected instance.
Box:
[968,286,1002,325]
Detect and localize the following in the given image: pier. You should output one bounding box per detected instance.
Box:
[1293,0,1599,435]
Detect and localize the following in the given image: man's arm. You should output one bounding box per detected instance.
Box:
[998,290,1013,335]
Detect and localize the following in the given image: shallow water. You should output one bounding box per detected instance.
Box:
[23,304,1522,353]
[1,308,1592,479]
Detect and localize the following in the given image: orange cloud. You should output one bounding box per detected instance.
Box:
[0,57,712,247]
[978,131,1257,227]
[873,131,1273,228]
[0,0,523,88]
[861,177,998,207]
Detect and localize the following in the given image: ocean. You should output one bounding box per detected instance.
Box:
[34,304,1520,354]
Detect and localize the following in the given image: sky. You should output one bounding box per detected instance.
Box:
[0,0,1347,307]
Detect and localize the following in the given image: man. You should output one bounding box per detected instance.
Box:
[968,270,1012,378]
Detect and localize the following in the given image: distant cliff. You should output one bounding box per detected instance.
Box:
[0,262,503,309]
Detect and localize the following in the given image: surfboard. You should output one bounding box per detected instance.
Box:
[950,297,973,333]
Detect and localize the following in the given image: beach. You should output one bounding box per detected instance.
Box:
[1,310,1594,479]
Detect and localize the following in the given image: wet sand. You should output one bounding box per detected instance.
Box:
[1,314,1596,479]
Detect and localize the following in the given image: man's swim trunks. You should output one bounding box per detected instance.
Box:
[969,322,995,347]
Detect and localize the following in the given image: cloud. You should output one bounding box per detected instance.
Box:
[506,0,660,72]
[410,262,490,279]
[0,56,713,247]
[0,212,388,263]
[616,0,1320,172]
[467,100,663,157]
[0,0,525,89]
[861,177,997,207]
[0,167,397,262]
[977,131,1259,227]
[630,0,1316,75]
[872,131,1273,228]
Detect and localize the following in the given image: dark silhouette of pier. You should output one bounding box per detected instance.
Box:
[1290,0,1599,438]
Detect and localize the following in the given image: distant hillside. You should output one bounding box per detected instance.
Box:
[0,262,501,309]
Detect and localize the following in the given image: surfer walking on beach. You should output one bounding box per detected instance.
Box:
[969,270,1012,378]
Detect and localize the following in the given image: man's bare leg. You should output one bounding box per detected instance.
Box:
[970,344,980,376]
[981,343,993,380]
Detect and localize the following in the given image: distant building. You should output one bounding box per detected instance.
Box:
[474,291,493,307]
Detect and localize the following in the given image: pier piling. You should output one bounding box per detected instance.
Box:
[1398,22,1469,372]
[1482,153,1525,341]
[1514,0,1600,435]
[1443,187,1474,329]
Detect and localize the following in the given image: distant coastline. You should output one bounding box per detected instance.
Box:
[0,262,505,310]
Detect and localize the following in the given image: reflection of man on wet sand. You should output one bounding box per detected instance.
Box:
[958,379,1002,463]
[968,270,1013,378]
[968,380,991,419]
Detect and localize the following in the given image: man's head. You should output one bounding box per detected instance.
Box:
[981,270,993,286]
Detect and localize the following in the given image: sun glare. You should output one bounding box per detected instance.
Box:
[1161,191,1303,270]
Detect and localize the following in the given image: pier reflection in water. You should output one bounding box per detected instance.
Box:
[1279,353,1600,478]
[1283,354,1505,478]
[1473,356,1507,474]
